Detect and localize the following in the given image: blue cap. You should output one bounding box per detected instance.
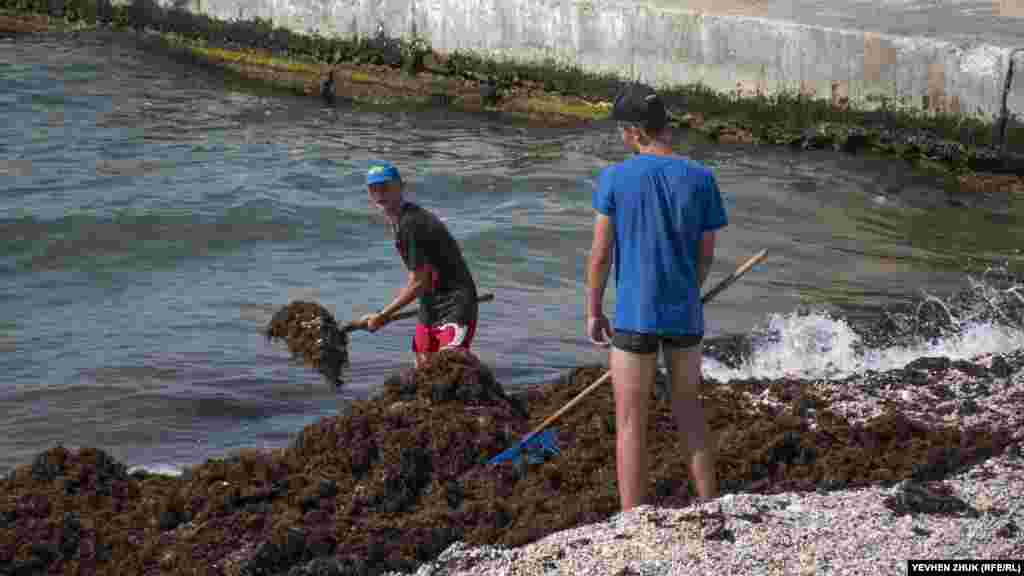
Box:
[366,162,401,185]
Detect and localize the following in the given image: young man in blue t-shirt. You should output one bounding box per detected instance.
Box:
[587,83,728,511]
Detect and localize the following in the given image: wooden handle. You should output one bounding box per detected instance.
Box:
[523,370,612,441]
[519,249,768,445]
[389,292,494,323]
[700,249,767,304]
[344,292,495,333]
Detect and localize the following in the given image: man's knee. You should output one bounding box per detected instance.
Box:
[665,344,702,393]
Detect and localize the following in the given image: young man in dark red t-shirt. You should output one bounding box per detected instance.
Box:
[360,162,479,368]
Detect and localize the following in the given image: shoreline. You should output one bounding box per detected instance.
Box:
[2,345,1022,575]
[5,6,1024,574]
[2,282,1023,574]
[2,6,1023,196]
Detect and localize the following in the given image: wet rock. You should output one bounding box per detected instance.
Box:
[990,356,1014,378]
[239,541,289,576]
[285,528,308,564]
[996,520,1020,539]
[702,333,752,370]
[904,369,931,387]
[6,557,47,576]
[969,150,1024,176]
[430,92,452,107]
[911,525,933,537]
[957,399,980,416]
[793,124,835,150]
[286,556,348,576]
[95,541,112,563]
[158,508,185,531]
[45,0,64,18]
[321,71,336,106]
[884,479,975,516]
[30,447,65,482]
[839,127,871,154]
[372,446,433,514]
[29,542,58,565]
[368,27,403,68]
[951,360,988,378]
[905,357,952,372]
[246,501,272,515]
[444,480,465,509]
[929,381,956,400]
[59,512,81,558]
[318,479,338,499]
[129,0,162,30]
[480,78,501,107]
[238,528,312,576]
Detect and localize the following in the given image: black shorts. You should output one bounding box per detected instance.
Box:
[612,329,702,354]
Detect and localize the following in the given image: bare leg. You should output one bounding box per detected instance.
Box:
[414,352,430,369]
[664,342,718,500]
[610,345,658,511]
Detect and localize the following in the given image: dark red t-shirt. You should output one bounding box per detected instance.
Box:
[394,202,478,326]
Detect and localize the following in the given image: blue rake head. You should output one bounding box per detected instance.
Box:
[487,428,561,466]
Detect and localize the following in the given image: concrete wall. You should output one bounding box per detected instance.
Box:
[163,0,1023,121]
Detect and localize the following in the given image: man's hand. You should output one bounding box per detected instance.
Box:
[587,314,613,347]
[360,313,389,332]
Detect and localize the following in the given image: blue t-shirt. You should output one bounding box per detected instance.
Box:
[593,154,728,336]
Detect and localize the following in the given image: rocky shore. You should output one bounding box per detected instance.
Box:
[3,279,1024,576]
[2,2,1024,196]
[4,4,1024,574]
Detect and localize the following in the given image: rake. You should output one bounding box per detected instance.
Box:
[487,249,768,466]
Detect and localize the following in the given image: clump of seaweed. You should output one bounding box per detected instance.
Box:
[265,300,349,385]
[380,348,529,418]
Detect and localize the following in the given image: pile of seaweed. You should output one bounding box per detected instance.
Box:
[265,300,349,386]
[1,348,1019,576]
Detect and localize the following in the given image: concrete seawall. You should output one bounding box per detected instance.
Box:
[159,0,1021,121]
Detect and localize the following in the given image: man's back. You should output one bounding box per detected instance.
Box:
[593,153,727,335]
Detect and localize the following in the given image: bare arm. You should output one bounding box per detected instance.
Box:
[586,213,614,317]
[697,230,716,289]
[380,267,430,318]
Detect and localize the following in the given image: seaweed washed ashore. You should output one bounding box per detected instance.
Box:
[2,1,1024,195]
[4,275,1024,575]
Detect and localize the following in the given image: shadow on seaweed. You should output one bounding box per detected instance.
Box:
[0,353,1018,575]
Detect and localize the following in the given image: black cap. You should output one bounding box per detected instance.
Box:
[611,82,668,130]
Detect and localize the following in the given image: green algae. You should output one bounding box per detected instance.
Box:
[3,0,1022,186]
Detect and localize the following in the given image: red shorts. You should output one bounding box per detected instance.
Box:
[413,320,477,354]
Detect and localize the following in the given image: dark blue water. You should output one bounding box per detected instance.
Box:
[3,30,1023,475]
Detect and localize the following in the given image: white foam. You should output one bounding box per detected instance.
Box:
[704,311,1024,383]
[128,463,185,477]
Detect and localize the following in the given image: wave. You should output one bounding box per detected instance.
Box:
[127,463,184,477]
[703,268,1024,382]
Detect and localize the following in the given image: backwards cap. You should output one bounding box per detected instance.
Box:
[611,82,668,130]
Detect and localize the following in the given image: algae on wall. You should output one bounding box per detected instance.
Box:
[3,0,1023,183]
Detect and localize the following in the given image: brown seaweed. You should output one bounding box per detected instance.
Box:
[1,354,1018,575]
[266,300,350,385]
